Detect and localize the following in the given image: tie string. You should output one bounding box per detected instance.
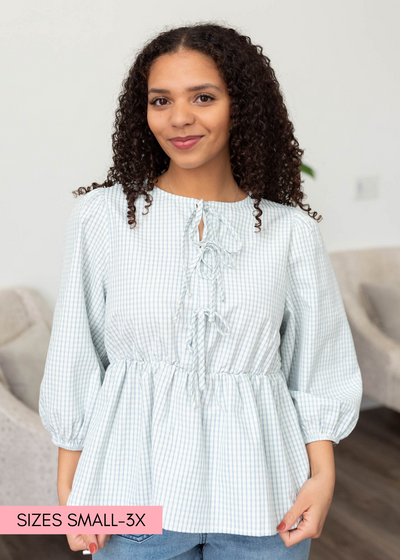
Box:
[173,199,243,409]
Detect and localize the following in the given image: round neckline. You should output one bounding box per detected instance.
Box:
[153,184,252,206]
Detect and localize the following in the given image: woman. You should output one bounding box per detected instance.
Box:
[39,22,363,559]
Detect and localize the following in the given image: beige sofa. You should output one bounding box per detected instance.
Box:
[329,247,400,414]
[0,287,59,506]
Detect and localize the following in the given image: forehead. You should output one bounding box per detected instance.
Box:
[148,50,223,88]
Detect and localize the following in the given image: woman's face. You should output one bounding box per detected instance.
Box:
[147,48,232,170]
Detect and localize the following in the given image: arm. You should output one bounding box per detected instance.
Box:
[306,440,335,478]
[39,188,110,452]
[57,448,82,506]
[58,447,107,554]
[279,212,363,448]
[276,212,362,545]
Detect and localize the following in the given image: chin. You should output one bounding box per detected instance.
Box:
[171,161,206,170]
[168,152,209,167]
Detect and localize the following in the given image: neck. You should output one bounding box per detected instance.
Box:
[163,159,239,202]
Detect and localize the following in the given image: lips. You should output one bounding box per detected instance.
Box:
[170,136,203,141]
[170,136,203,150]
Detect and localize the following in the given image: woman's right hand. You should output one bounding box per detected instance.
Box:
[66,533,111,554]
[57,451,111,553]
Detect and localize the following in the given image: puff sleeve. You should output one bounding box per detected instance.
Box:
[39,188,110,450]
[279,212,363,446]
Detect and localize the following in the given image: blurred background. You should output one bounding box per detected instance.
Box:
[0,1,399,559]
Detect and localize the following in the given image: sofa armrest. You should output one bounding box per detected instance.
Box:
[347,304,400,411]
[0,384,59,505]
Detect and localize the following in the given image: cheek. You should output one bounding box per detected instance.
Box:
[206,111,231,141]
[147,112,164,139]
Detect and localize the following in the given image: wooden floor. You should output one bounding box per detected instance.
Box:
[1,406,399,559]
[310,406,400,560]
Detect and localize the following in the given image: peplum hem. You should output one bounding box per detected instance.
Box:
[66,359,310,536]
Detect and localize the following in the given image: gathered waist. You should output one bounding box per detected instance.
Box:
[107,357,284,380]
[102,358,287,413]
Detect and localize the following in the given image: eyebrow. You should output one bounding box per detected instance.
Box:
[148,83,222,95]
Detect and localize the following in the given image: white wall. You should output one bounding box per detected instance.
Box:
[2,1,399,302]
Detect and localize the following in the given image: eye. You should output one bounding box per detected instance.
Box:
[196,94,214,103]
[149,94,215,106]
[149,97,168,106]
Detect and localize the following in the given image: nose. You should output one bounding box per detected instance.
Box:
[169,100,195,127]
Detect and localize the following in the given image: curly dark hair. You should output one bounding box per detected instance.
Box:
[72,21,322,231]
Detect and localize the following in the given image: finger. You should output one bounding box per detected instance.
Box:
[279,510,314,545]
[276,508,304,534]
[66,533,89,552]
[279,527,310,547]
[96,534,110,549]
[81,535,99,555]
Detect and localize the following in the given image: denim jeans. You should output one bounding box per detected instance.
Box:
[95,528,312,559]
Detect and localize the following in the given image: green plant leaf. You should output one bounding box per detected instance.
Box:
[300,163,315,178]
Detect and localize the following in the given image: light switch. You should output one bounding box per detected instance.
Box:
[355,176,379,200]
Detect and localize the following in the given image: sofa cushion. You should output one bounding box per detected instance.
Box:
[0,289,32,346]
[360,282,400,343]
[0,320,50,412]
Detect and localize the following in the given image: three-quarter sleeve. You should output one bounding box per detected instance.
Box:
[39,187,110,450]
[279,211,363,446]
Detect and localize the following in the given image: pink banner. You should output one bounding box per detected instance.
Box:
[0,506,162,534]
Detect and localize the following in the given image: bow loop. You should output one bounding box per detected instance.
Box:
[186,307,230,409]
[196,243,217,281]
[204,308,230,336]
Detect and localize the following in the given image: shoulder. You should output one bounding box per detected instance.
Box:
[67,187,109,239]
[264,202,320,239]
[267,204,322,266]
[74,183,128,214]
[281,204,318,236]
[260,199,318,235]
[77,183,149,229]
[75,186,106,215]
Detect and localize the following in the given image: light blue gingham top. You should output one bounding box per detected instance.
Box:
[39,182,363,536]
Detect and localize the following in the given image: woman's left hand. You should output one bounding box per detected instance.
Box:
[276,471,335,547]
